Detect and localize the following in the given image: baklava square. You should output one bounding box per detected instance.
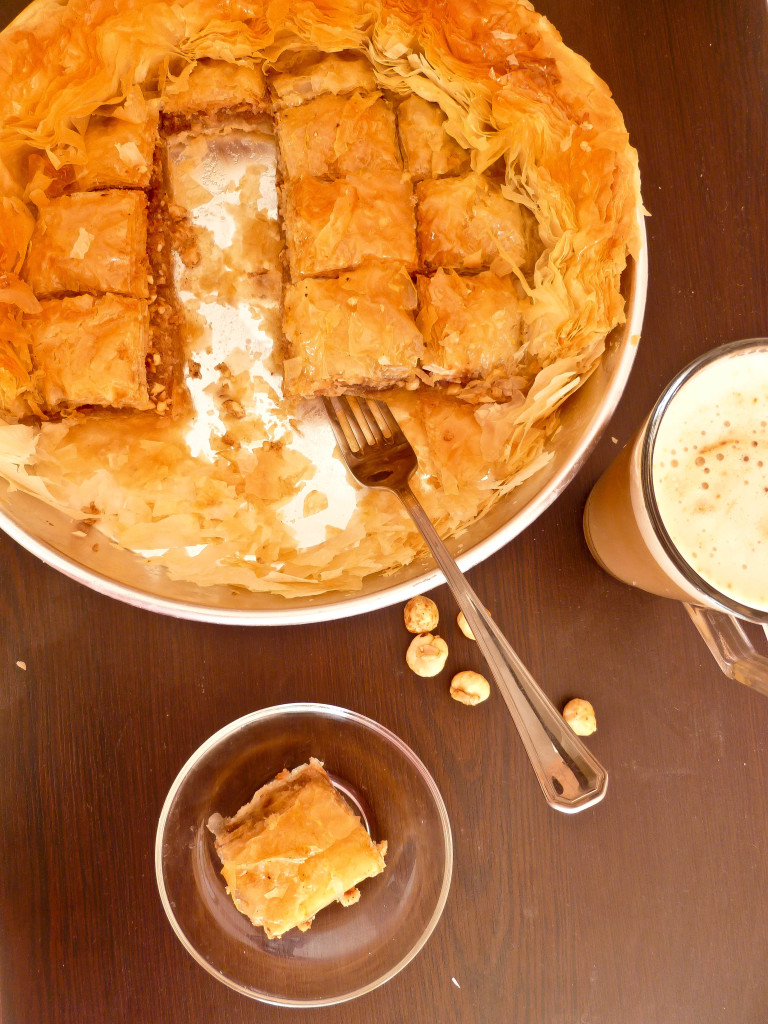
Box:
[416,269,524,379]
[397,95,470,180]
[28,293,150,410]
[73,109,159,191]
[208,759,387,940]
[269,52,376,109]
[162,59,267,119]
[416,173,537,273]
[283,261,424,396]
[23,191,149,299]
[276,91,401,179]
[281,171,418,279]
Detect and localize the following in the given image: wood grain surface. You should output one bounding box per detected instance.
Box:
[1,1,767,1022]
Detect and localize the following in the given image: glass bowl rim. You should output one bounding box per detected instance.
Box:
[154,701,454,1007]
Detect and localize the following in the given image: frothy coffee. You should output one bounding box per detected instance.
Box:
[652,346,768,612]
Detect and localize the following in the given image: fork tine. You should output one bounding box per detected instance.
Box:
[337,396,368,451]
[374,399,405,441]
[322,397,355,455]
[356,398,387,444]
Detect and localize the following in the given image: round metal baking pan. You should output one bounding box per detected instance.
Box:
[0,222,647,624]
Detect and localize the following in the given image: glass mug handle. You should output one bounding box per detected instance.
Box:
[684,605,768,698]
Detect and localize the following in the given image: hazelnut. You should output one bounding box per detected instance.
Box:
[457,609,490,641]
[404,595,439,634]
[562,698,597,736]
[406,633,449,677]
[457,610,475,640]
[450,670,491,706]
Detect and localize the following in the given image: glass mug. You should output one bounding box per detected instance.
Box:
[584,338,768,697]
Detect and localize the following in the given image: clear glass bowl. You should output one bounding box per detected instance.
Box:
[155,703,453,1006]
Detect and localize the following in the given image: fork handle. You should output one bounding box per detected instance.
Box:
[397,485,608,813]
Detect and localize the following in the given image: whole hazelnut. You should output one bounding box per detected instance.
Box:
[457,608,491,641]
[562,698,597,736]
[457,610,475,640]
[450,670,491,706]
[406,633,449,677]
[403,595,439,634]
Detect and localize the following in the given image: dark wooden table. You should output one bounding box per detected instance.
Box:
[1,1,767,1022]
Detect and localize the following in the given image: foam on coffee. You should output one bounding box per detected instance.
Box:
[652,346,768,612]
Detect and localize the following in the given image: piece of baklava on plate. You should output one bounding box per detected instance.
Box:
[416,270,526,389]
[23,190,149,299]
[416,172,537,275]
[28,293,151,410]
[269,52,377,109]
[161,59,268,132]
[72,108,159,192]
[281,171,418,279]
[397,95,470,181]
[208,758,387,940]
[275,91,401,179]
[283,261,423,396]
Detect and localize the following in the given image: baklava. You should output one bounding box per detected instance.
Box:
[72,109,159,192]
[416,173,537,274]
[208,759,387,939]
[0,0,642,597]
[283,261,423,396]
[28,294,151,410]
[269,52,377,109]
[416,270,525,383]
[23,191,149,299]
[275,91,401,179]
[281,171,418,279]
[397,95,471,181]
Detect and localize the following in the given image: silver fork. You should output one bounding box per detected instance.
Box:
[323,395,608,813]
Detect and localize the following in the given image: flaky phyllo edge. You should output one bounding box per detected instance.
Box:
[0,0,642,597]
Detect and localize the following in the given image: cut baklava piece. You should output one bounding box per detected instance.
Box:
[161,60,268,132]
[27,293,151,410]
[283,261,423,396]
[276,91,400,180]
[269,52,376,109]
[282,172,417,279]
[397,96,470,180]
[22,191,149,299]
[416,269,525,383]
[72,109,159,191]
[416,173,538,274]
[207,759,387,940]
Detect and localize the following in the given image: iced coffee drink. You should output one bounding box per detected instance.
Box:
[584,339,768,623]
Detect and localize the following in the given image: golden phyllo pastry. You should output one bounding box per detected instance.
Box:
[208,759,387,940]
[283,261,423,396]
[417,270,525,382]
[281,171,418,279]
[72,110,158,191]
[28,294,150,410]
[0,0,642,595]
[416,173,537,274]
[161,59,268,123]
[397,96,470,181]
[23,191,149,299]
[275,91,401,179]
[269,52,377,109]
